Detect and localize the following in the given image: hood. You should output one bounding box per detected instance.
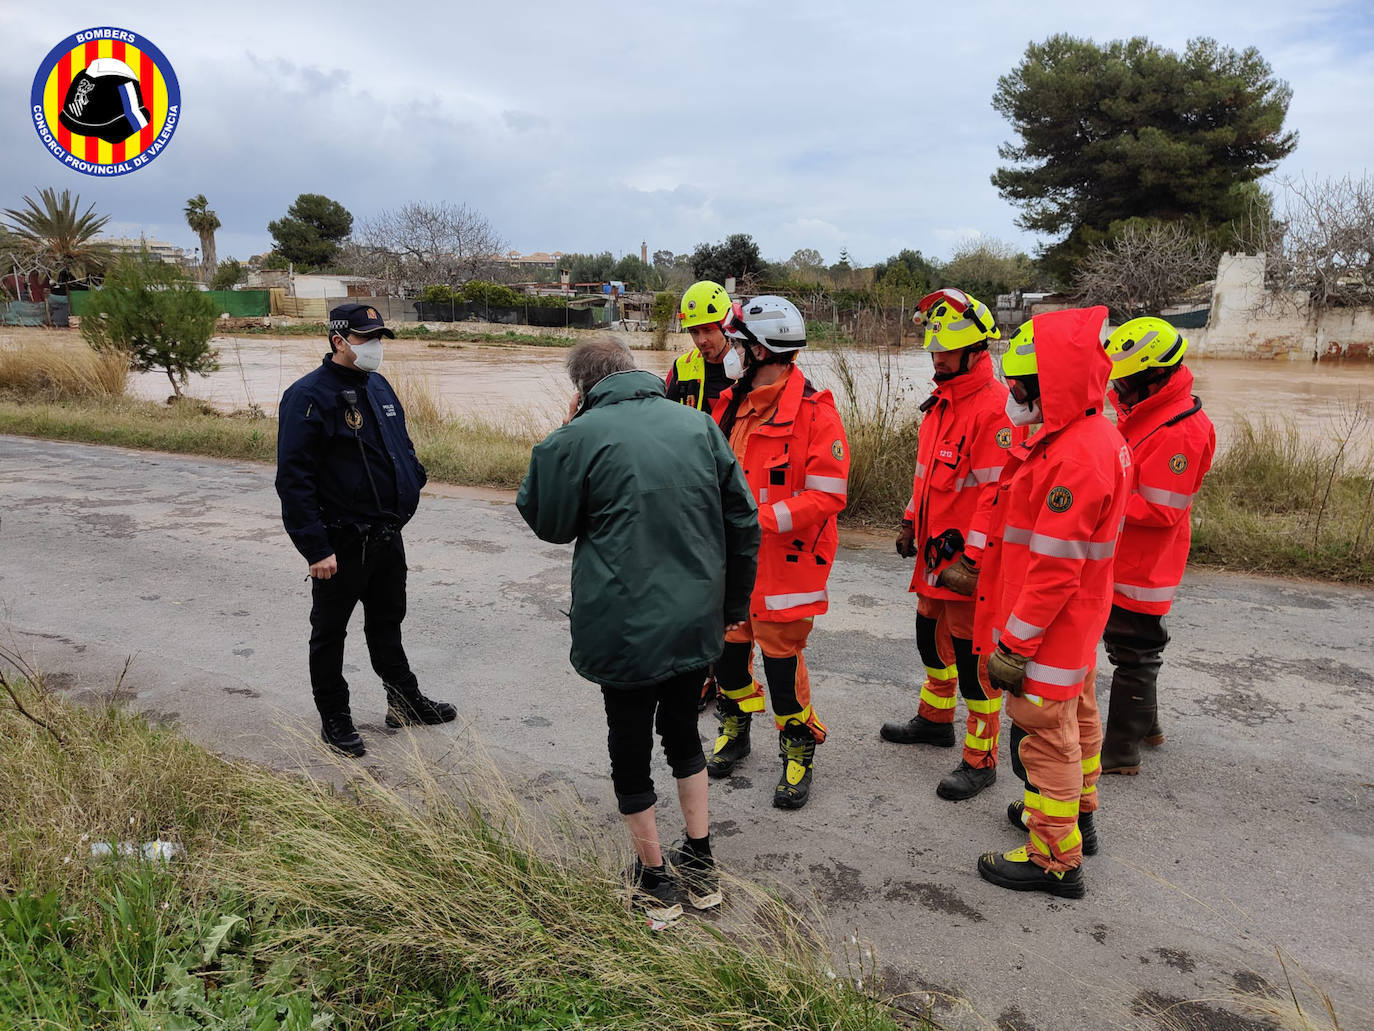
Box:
[582,369,666,411]
[1031,307,1111,433]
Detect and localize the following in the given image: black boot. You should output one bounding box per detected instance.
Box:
[665,834,721,910]
[880,714,955,747]
[936,760,997,801]
[1145,712,1165,748]
[1007,799,1027,831]
[384,682,457,728]
[978,846,1085,899]
[1006,800,1098,855]
[774,721,817,810]
[321,712,365,757]
[706,705,751,778]
[1102,688,1153,775]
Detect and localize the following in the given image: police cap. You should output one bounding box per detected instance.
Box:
[328,303,395,340]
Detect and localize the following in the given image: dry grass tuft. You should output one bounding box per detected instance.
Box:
[0,339,128,400]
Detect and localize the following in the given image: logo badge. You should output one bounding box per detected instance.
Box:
[831,439,845,461]
[344,408,364,430]
[996,427,1013,449]
[367,308,378,320]
[30,27,180,176]
[1046,486,1073,513]
[1169,453,1188,474]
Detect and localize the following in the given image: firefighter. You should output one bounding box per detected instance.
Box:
[973,307,1131,898]
[881,288,1022,801]
[1102,317,1216,774]
[707,296,849,810]
[666,280,742,409]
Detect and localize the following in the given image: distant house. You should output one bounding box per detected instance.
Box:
[289,273,374,299]
[505,250,565,270]
[99,235,196,273]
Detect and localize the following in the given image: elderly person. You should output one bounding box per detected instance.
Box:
[517,337,759,919]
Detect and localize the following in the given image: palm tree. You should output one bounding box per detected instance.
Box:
[184,194,221,284]
[2,187,112,293]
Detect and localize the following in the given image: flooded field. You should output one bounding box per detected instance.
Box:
[5,328,1372,460]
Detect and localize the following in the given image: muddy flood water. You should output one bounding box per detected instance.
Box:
[113,334,1374,460]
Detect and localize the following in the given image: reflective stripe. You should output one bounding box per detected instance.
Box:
[1138,483,1194,509]
[772,500,793,533]
[1005,613,1046,640]
[1029,830,1051,856]
[1081,783,1097,796]
[958,466,1003,490]
[924,664,958,683]
[775,704,817,732]
[966,530,988,549]
[721,680,766,714]
[919,686,957,709]
[965,732,996,751]
[764,589,827,611]
[758,488,769,503]
[1024,693,1044,706]
[914,461,927,478]
[1081,754,1101,776]
[1025,789,1079,819]
[1002,525,1115,560]
[1114,582,1178,603]
[966,696,1001,715]
[1025,660,1089,687]
[804,474,847,495]
[1057,826,1083,852]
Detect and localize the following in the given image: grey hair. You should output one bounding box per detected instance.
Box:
[566,335,635,398]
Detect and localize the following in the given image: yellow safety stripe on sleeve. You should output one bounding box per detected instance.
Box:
[966,696,1001,715]
[919,686,958,710]
[964,732,997,752]
[925,664,958,682]
[1081,754,1101,775]
[1057,826,1083,853]
[721,680,766,714]
[1028,830,1051,856]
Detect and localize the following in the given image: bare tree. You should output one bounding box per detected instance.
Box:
[1270,174,1374,308]
[352,201,506,293]
[1075,221,1217,318]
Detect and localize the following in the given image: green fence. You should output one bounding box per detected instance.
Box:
[67,289,271,318]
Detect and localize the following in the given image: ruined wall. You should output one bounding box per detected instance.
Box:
[1192,254,1374,360]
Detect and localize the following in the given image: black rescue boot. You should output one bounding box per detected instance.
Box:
[321,712,366,757]
[665,834,721,910]
[384,682,457,728]
[880,714,955,747]
[773,721,817,810]
[1006,801,1098,856]
[978,846,1085,899]
[936,760,997,801]
[706,705,751,778]
[1007,799,1028,830]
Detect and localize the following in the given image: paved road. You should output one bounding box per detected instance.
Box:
[3,435,1372,1031]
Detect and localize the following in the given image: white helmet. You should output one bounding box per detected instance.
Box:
[724,295,806,353]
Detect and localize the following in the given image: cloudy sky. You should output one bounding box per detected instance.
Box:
[3,0,1372,269]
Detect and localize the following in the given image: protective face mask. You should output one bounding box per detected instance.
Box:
[722,346,745,380]
[1005,393,1042,427]
[351,339,383,372]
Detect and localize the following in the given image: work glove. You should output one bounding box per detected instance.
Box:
[937,554,979,596]
[987,644,1029,697]
[895,519,917,558]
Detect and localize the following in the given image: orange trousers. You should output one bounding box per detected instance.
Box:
[914,595,1002,769]
[1006,670,1102,872]
[716,617,827,742]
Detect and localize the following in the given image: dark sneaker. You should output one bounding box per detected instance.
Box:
[706,710,751,778]
[624,859,682,923]
[321,713,365,757]
[665,838,721,910]
[773,723,816,810]
[384,684,457,728]
[1006,801,1098,856]
[936,760,997,801]
[880,715,955,747]
[977,846,1085,899]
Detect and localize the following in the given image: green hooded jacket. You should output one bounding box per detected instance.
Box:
[517,369,760,688]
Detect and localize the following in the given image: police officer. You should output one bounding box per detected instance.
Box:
[275,303,455,757]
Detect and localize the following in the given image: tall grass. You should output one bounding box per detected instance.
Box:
[0,339,128,400]
[0,669,901,1029]
[829,347,920,526]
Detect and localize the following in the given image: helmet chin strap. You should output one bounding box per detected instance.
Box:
[933,343,988,381]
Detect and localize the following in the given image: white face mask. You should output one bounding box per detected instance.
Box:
[722,346,745,381]
[1005,393,1042,427]
[351,338,383,372]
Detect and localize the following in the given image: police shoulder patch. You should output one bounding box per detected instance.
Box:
[1046,486,1073,513]
[1169,453,1188,474]
[831,439,845,460]
[996,426,1013,449]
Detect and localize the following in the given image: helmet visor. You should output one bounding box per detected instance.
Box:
[913,288,973,325]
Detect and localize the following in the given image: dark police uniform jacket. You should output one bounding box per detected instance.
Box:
[275,356,427,564]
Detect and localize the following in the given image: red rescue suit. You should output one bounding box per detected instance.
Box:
[974,307,1131,872]
[1109,366,1216,615]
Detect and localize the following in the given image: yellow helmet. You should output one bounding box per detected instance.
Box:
[678,281,732,329]
[1000,318,1038,379]
[1105,317,1188,381]
[915,287,1000,351]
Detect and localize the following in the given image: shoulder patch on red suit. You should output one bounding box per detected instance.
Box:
[1169,453,1188,474]
[1046,486,1073,513]
[831,439,844,460]
[996,427,1012,448]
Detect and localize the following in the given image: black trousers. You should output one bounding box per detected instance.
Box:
[1102,604,1170,712]
[600,668,708,816]
[308,531,418,717]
